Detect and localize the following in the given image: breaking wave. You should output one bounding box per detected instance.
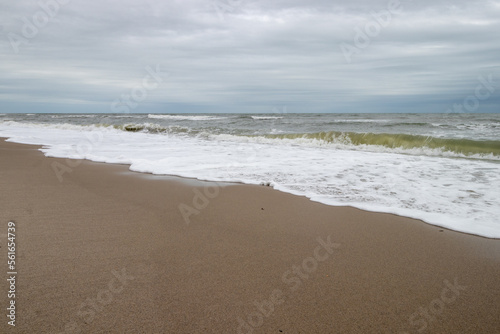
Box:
[211,131,500,160]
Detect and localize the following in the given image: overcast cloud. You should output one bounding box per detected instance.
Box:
[1,0,499,113]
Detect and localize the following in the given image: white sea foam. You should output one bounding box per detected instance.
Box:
[51,115,97,118]
[0,120,109,132]
[1,121,499,238]
[251,116,284,120]
[148,114,226,121]
[331,119,389,123]
[106,115,143,118]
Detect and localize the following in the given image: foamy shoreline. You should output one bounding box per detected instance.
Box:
[1,116,499,238]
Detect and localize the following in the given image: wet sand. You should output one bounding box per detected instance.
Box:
[1,138,499,333]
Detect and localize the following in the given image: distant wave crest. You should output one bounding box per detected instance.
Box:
[251,116,284,120]
[148,114,226,121]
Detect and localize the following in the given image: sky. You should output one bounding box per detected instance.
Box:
[1,0,499,114]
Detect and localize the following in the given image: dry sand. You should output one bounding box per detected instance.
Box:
[0,138,499,333]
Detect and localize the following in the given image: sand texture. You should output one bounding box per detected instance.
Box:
[1,139,499,333]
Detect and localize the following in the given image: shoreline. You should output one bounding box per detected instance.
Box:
[1,138,499,333]
[2,115,499,239]
[3,136,497,240]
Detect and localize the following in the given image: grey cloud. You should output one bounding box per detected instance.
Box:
[0,0,499,113]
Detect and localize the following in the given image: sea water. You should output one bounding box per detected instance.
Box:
[1,113,499,238]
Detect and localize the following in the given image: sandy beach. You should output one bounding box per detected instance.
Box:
[1,138,499,333]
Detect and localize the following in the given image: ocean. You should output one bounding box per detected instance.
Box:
[1,113,499,238]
